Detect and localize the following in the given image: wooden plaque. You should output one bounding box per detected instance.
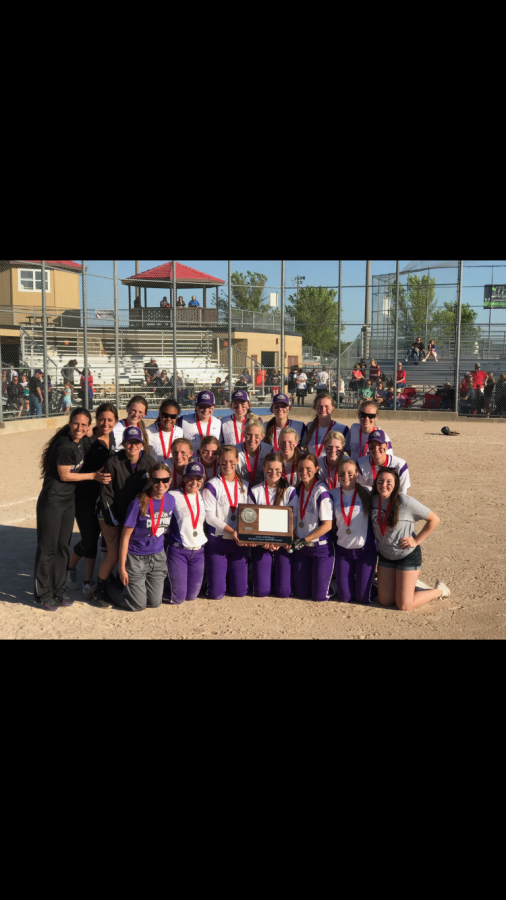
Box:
[237,504,293,545]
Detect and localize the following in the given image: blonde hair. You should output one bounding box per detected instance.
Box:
[243,417,265,438]
[138,463,171,517]
[302,393,335,450]
[218,444,247,493]
[323,430,345,448]
[172,437,193,455]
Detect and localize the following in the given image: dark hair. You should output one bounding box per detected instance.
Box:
[127,394,149,413]
[40,407,91,476]
[336,457,370,517]
[157,397,180,425]
[262,452,289,505]
[295,452,319,496]
[95,402,118,422]
[138,462,172,517]
[371,466,400,528]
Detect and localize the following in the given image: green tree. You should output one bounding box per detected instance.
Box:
[390,274,438,336]
[286,285,344,353]
[431,301,481,348]
[216,270,269,315]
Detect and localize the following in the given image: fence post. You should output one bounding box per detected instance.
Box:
[393,261,399,412]
[228,261,232,401]
[113,261,120,411]
[0,333,3,425]
[41,261,49,418]
[337,260,342,410]
[281,261,285,393]
[454,261,463,414]
[172,260,178,401]
[82,260,88,410]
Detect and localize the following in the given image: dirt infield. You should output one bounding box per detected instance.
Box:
[0,414,504,639]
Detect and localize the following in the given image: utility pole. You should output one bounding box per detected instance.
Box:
[364,260,371,360]
[292,274,306,304]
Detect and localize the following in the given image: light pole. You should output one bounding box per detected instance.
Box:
[291,274,306,305]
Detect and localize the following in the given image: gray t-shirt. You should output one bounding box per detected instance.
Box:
[371,493,430,560]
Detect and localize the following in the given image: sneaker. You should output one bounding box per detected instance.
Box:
[66,568,77,588]
[82,581,94,597]
[41,598,63,612]
[56,593,75,608]
[89,587,113,609]
[415,578,431,590]
[435,579,451,599]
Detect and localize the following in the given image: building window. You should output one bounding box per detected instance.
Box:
[18,269,50,292]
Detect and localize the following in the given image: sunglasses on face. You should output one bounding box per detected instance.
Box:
[152,477,171,485]
[359,413,376,419]
[161,412,178,419]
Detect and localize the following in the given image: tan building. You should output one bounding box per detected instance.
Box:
[0,259,82,358]
[224,330,302,372]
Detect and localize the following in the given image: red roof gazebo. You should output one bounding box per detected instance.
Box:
[121,261,224,310]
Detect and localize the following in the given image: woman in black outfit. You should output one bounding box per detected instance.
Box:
[34,408,112,612]
[91,425,156,608]
[67,403,118,596]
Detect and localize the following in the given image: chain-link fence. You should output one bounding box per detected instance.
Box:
[2,260,506,424]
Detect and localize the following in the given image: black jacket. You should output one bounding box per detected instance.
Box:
[99,449,156,526]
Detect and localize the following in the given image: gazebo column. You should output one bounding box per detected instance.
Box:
[203,287,207,308]
[216,285,219,307]
[128,285,131,309]
[144,287,147,308]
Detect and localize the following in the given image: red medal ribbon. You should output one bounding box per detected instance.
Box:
[283,462,296,485]
[340,487,358,529]
[149,496,165,538]
[221,475,238,515]
[158,428,174,460]
[196,416,212,439]
[378,497,392,538]
[299,480,317,521]
[245,447,260,483]
[264,482,272,506]
[359,428,369,458]
[326,461,338,491]
[273,427,278,452]
[371,462,377,482]
[183,489,200,531]
[315,423,333,458]
[233,417,246,445]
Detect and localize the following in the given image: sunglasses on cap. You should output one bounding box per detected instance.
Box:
[152,476,171,484]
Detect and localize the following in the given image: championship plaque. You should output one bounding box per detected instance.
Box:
[237,504,293,545]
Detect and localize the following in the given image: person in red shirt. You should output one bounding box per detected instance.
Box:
[396,363,407,386]
[471,364,487,414]
[255,367,266,389]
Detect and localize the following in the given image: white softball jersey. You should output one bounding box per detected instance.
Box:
[357,452,410,493]
[330,485,372,551]
[202,476,250,539]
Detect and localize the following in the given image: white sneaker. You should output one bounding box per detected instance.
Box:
[415,578,431,590]
[82,581,94,597]
[66,568,77,588]
[435,579,451,599]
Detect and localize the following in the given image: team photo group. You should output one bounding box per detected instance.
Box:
[33,387,451,614]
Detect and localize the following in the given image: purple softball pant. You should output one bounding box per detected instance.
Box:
[292,540,335,602]
[205,535,249,599]
[165,543,206,604]
[251,546,292,598]
[335,542,377,604]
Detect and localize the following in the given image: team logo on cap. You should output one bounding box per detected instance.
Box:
[201,393,211,401]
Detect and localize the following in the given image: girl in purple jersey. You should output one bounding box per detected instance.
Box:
[331,457,376,605]
[289,453,335,602]
[165,460,207,604]
[249,453,296,599]
[118,462,175,612]
[301,393,349,458]
[202,445,250,599]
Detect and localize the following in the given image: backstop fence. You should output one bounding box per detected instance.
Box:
[1,259,505,422]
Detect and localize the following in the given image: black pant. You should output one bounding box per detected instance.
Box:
[34,497,75,603]
[73,494,100,559]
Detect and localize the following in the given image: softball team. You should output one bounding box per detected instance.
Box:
[146,398,184,462]
[345,400,392,462]
[301,393,349,458]
[179,390,222,454]
[249,453,296,598]
[33,393,451,614]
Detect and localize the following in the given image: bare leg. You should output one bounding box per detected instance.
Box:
[98,522,120,580]
[395,569,443,611]
[377,566,396,606]
[69,549,81,571]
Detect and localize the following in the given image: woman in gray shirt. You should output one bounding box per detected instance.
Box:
[371,467,450,611]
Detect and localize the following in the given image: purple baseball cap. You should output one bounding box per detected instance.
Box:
[271,393,290,411]
[368,429,387,445]
[123,425,143,443]
[196,390,215,406]
[231,389,249,403]
[184,461,205,479]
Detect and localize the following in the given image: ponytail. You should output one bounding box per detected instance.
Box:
[137,462,172,517]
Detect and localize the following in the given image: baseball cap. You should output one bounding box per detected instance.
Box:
[184,461,205,479]
[123,425,143,443]
[196,391,215,406]
[368,429,387,445]
[231,389,249,403]
[35,369,43,375]
[271,393,290,410]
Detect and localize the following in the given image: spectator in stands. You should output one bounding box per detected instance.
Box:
[406,337,425,362]
[423,339,438,362]
[375,380,387,407]
[134,294,142,309]
[396,387,406,408]
[144,358,159,385]
[385,386,394,409]
[439,382,455,411]
[2,370,7,399]
[235,374,249,390]
[459,381,474,415]
[369,359,381,383]
[316,366,329,392]
[351,365,364,390]
[28,369,44,417]
[169,371,183,402]
[188,295,200,307]
[460,372,472,398]
[396,362,407,386]
[8,364,18,382]
[160,296,169,308]
[177,296,186,307]
[359,379,375,404]
[255,365,266,390]
[484,373,495,417]
[494,373,506,417]
[80,368,94,410]
[295,367,308,406]
[213,376,225,406]
[287,367,298,404]
[7,374,24,416]
[242,368,252,385]
[151,369,171,399]
[471,363,487,414]
[61,360,81,396]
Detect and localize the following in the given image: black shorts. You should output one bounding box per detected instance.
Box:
[378,544,422,571]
